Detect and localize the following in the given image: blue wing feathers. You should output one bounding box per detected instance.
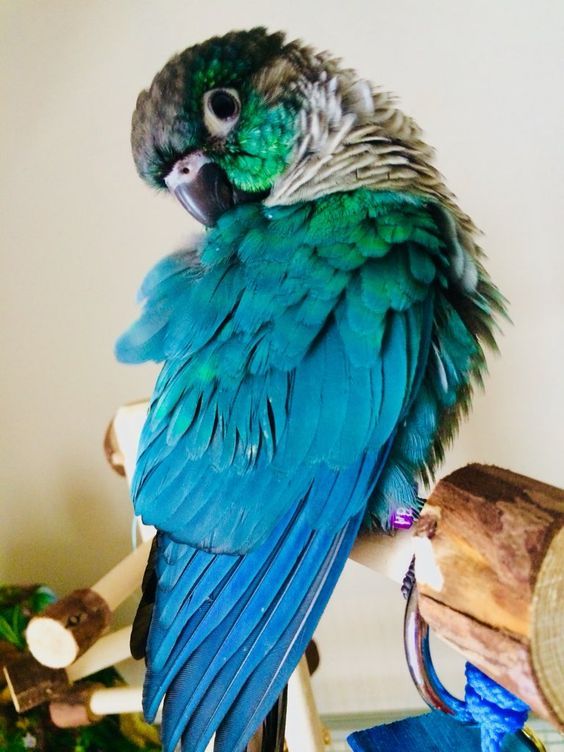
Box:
[215,512,362,752]
[149,503,308,738]
[150,504,363,752]
[166,542,314,749]
[117,189,495,751]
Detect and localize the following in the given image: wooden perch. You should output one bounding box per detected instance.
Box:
[24,589,111,670]
[412,464,564,730]
[104,401,149,488]
[3,654,68,712]
[48,683,104,727]
[26,544,151,668]
[286,657,327,752]
[65,626,132,683]
[103,402,564,732]
[5,627,133,712]
[49,684,152,728]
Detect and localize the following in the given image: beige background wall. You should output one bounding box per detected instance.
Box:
[1,0,563,716]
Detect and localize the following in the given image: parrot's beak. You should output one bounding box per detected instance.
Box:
[165,151,264,227]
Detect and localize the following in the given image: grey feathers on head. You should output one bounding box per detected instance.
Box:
[133,27,475,237]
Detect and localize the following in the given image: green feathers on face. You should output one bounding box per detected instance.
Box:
[217,90,297,192]
[131,28,300,193]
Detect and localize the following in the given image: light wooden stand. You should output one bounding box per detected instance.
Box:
[9,401,563,748]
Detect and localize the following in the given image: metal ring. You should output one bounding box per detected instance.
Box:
[403,582,547,751]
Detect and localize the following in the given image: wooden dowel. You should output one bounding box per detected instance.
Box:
[350,526,415,584]
[26,542,151,668]
[105,402,149,485]
[105,401,156,543]
[49,684,164,728]
[66,626,132,682]
[285,657,326,752]
[89,685,144,716]
[91,540,152,611]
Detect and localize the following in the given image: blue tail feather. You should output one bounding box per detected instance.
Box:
[213,511,363,752]
[143,500,306,721]
[143,498,363,752]
[159,513,311,735]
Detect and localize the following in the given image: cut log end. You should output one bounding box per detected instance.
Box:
[26,589,111,669]
[26,617,79,669]
[532,525,564,722]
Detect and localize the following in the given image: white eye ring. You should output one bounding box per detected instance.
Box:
[203,88,241,138]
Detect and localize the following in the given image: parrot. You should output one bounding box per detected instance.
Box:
[116,27,505,752]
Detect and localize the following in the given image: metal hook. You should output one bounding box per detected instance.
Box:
[403,581,546,751]
[403,582,461,716]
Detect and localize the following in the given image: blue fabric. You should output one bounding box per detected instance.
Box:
[348,664,530,752]
[347,710,533,752]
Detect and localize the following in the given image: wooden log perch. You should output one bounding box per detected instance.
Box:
[4,626,134,712]
[48,683,103,727]
[26,544,151,669]
[25,589,111,669]
[413,464,564,730]
[3,654,68,713]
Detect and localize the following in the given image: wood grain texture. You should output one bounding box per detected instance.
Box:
[49,683,101,727]
[26,588,111,668]
[3,653,68,712]
[415,464,564,730]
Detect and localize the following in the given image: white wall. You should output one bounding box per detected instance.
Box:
[1,0,563,716]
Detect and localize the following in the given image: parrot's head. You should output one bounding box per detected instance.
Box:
[131,27,389,226]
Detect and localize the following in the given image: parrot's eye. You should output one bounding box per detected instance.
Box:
[203,88,241,138]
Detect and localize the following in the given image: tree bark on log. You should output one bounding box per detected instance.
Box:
[25,589,111,669]
[414,464,564,730]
